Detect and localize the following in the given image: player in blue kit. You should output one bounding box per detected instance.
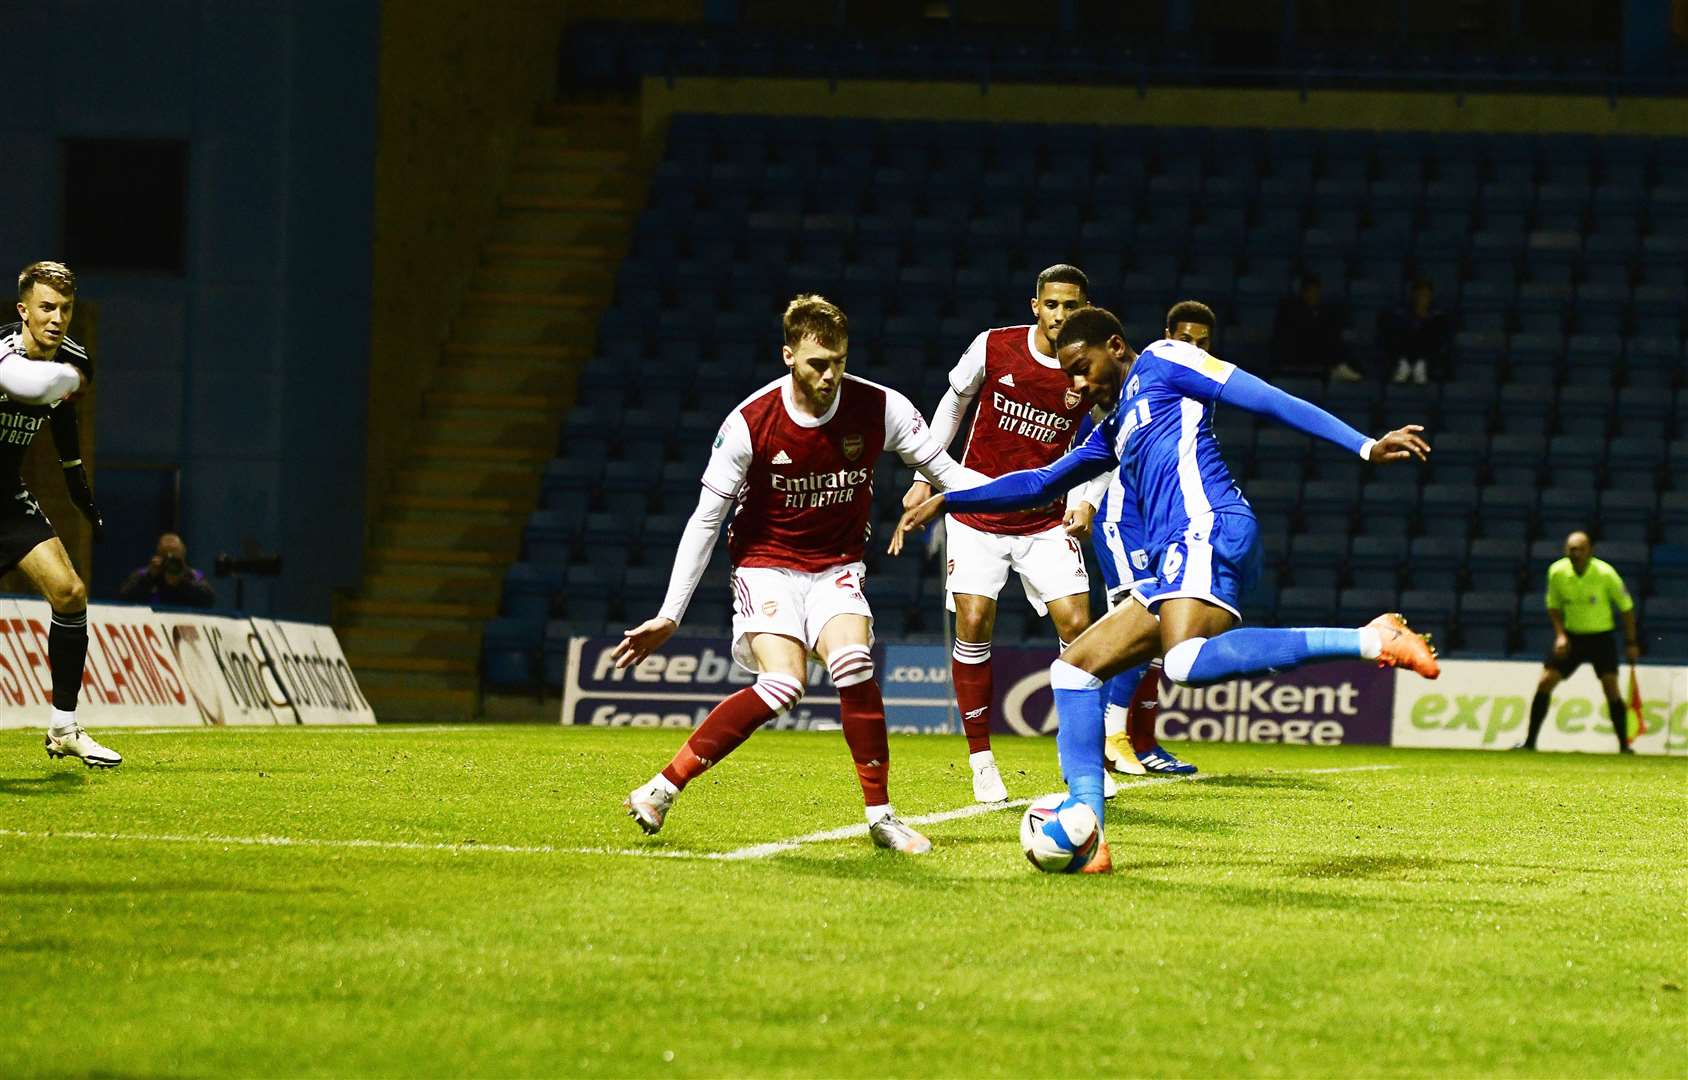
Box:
[892,305,1439,870]
[1079,300,1225,778]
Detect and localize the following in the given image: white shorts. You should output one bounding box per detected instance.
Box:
[943,516,1090,617]
[729,561,874,672]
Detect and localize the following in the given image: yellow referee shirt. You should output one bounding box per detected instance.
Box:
[1545,557,1633,635]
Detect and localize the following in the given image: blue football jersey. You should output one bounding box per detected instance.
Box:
[1111,338,1252,552]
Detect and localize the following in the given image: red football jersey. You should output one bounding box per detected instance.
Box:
[950,325,1089,535]
[701,374,950,573]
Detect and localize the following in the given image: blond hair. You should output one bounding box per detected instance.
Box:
[782,293,848,350]
[18,261,76,301]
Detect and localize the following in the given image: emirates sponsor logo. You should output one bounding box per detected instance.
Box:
[769,466,870,509]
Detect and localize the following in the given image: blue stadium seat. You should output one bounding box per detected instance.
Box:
[1479,485,1536,534]
[1336,587,1397,625]
[1410,536,1467,575]
[1459,592,1519,654]
[1600,490,1657,531]
[502,564,565,622]
[1277,586,1338,625]
[1467,538,1528,585]
[524,511,582,565]
[483,617,545,689]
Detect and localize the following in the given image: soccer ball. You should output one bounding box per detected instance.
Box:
[1020,793,1101,873]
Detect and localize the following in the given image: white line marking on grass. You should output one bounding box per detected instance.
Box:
[0,766,1400,863]
[115,725,483,736]
[719,772,1214,860]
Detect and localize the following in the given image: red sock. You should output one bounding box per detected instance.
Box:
[838,679,890,806]
[660,686,778,790]
[951,640,993,754]
[1126,663,1163,754]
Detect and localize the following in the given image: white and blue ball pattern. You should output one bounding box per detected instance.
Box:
[1019,793,1101,873]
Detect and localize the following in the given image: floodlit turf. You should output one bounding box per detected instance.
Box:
[1,726,1683,1078]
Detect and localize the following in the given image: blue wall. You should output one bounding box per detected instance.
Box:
[0,0,377,619]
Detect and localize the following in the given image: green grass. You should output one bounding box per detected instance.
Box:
[1,726,1683,1079]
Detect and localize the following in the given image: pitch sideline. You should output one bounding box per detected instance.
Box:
[0,764,1397,862]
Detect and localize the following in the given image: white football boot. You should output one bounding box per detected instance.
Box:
[970,751,1008,803]
[869,814,932,854]
[44,726,122,768]
[623,779,675,835]
[1103,732,1147,775]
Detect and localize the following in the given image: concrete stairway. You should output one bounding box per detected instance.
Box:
[341,101,644,721]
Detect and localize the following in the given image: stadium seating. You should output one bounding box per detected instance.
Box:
[486,111,1686,688]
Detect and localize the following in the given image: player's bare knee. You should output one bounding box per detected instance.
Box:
[953,605,995,643]
[1161,637,1208,686]
[50,574,86,613]
[751,672,805,716]
[826,644,874,688]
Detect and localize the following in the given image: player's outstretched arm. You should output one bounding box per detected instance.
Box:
[612,617,678,670]
[1215,365,1430,463]
[1365,425,1431,464]
[889,428,1117,556]
[0,351,82,405]
[902,386,975,508]
[615,484,735,668]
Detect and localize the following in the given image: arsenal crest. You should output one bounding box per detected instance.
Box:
[1064,388,1084,410]
[841,433,864,460]
[761,599,779,616]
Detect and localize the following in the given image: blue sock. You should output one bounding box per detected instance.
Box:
[1051,661,1106,823]
[1172,627,1363,685]
[1106,663,1146,712]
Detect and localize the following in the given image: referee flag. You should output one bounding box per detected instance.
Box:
[1629,664,1647,736]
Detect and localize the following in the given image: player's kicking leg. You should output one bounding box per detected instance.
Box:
[816,614,930,854]
[624,630,805,835]
[18,538,119,768]
[1047,554,1436,869]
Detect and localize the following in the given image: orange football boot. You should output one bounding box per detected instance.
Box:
[1080,839,1114,874]
[1368,612,1440,679]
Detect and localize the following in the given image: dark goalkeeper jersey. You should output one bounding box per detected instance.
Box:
[0,322,90,486]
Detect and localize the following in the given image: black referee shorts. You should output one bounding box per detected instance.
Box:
[1545,631,1620,679]
[0,486,57,575]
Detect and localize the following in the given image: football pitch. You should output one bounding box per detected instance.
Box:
[1,726,1682,1078]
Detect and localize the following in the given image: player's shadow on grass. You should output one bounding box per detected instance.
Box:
[0,772,85,796]
[1107,807,1237,836]
[1187,774,1327,792]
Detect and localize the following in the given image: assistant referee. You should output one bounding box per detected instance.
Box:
[1519,531,1640,753]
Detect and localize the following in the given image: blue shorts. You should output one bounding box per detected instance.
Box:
[1132,512,1262,621]
[1091,520,1156,606]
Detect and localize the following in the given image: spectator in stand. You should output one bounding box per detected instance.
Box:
[1270,272,1362,382]
[1379,277,1453,385]
[118,532,216,608]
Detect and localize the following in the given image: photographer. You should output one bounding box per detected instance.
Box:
[119,532,215,608]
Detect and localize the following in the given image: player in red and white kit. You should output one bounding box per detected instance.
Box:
[614,295,986,853]
[903,265,1109,803]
